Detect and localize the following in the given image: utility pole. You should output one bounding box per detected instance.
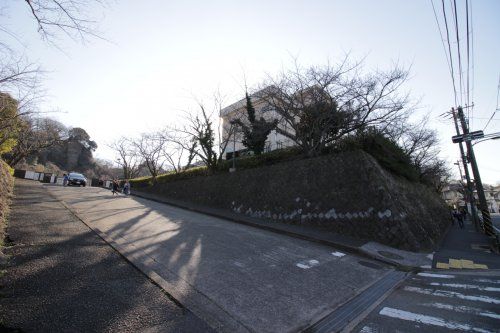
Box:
[456,106,494,235]
[454,160,463,181]
[451,108,479,230]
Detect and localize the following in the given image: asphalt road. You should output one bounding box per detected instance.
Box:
[0,179,213,333]
[46,183,394,333]
[353,270,500,332]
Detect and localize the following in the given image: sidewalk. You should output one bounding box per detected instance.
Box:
[131,190,434,270]
[433,217,500,270]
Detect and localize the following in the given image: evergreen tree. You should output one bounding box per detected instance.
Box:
[232,93,277,155]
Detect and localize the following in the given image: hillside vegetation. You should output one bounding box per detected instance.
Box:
[0,159,14,249]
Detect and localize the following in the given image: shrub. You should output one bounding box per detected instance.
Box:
[129,134,420,188]
[333,131,419,181]
[0,159,14,248]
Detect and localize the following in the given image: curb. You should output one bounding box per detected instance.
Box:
[130,191,418,271]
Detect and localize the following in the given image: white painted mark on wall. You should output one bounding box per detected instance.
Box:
[424,302,500,320]
[331,251,346,257]
[417,272,455,279]
[404,286,500,304]
[296,259,320,269]
[379,307,490,333]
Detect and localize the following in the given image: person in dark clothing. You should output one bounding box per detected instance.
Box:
[452,209,464,228]
[460,208,467,221]
[111,179,119,195]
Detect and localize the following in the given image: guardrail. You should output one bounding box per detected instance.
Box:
[477,213,500,251]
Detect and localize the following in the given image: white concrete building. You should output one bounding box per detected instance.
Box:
[220,88,295,160]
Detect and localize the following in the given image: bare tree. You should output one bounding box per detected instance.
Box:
[5,117,66,166]
[386,116,450,191]
[131,133,166,181]
[176,98,235,172]
[0,57,45,124]
[0,1,107,137]
[5,0,105,44]
[257,57,412,156]
[108,137,143,179]
[158,129,197,173]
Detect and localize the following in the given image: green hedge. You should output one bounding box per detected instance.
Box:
[129,147,303,187]
[130,134,419,188]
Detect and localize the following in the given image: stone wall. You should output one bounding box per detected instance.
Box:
[139,150,449,251]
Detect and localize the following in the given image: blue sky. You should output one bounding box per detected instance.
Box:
[4,0,500,183]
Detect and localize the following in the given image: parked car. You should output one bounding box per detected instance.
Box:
[68,172,87,187]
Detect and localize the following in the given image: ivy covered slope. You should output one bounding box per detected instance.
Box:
[0,159,14,248]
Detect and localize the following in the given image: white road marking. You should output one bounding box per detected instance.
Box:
[429,282,500,292]
[359,326,376,333]
[404,286,500,304]
[296,259,320,269]
[475,278,500,285]
[331,251,346,257]
[379,307,490,332]
[417,272,455,279]
[424,302,500,320]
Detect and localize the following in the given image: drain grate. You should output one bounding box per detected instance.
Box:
[304,270,407,333]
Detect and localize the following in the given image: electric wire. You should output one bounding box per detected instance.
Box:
[469,0,475,129]
[452,0,464,107]
[465,0,471,120]
[482,75,500,132]
[440,0,459,107]
[431,0,455,92]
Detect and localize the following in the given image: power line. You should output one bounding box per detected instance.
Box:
[452,0,464,106]
[465,0,471,118]
[440,0,459,106]
[469,0,475,129]
[482,74,500,131]
[431,0,455,98]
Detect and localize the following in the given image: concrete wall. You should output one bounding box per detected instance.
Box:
[139,150,449,251]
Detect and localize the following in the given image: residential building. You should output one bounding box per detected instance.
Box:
[220,87,295,160]
[441,182,465,208]
[443,181,500,213]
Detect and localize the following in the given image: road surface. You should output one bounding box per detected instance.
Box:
[46,184,394,333]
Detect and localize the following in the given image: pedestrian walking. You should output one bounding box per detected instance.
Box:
[460,208,467,221]
[123,180,130,195]
[111,179,120,195]
[63,173,68,187]
[451,208,464,228]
